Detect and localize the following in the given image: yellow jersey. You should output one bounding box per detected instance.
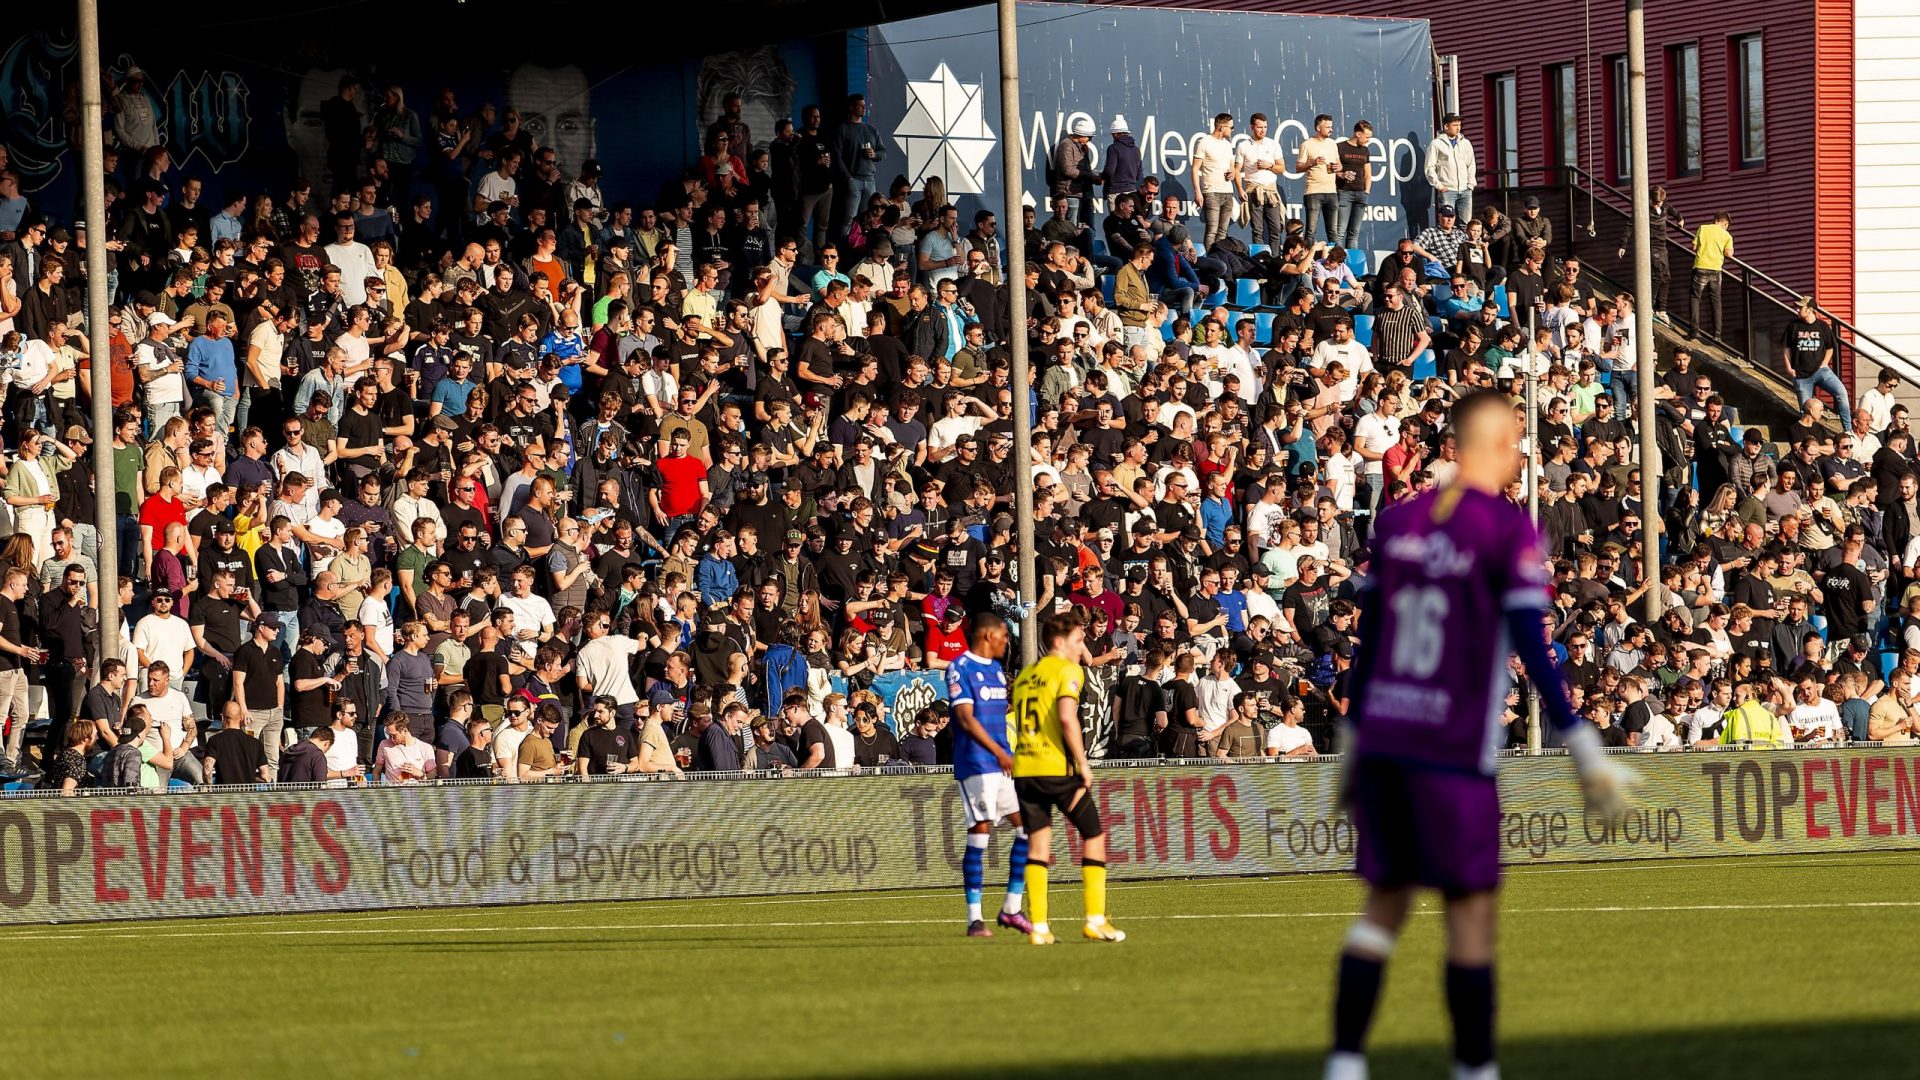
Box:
[1011,655,1085,777]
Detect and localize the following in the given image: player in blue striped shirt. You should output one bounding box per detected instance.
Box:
[945,611,1033,937]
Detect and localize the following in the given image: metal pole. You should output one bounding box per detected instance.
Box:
[1525,310,1541,753]
[998,0,1037,666]
[1628,0,1662,618]
[79,0,121,661]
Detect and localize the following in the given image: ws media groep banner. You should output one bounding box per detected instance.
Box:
[866,2,1435,252]
[2,750,1920,923]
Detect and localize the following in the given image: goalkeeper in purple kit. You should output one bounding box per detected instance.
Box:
[1324,391,1635,1080]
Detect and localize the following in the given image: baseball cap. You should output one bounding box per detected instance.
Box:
[62,425,92,445]
[573,198,596,212]
[745,471,768,486]
[784,529,805,544]
[212,519,236,536]
[148,312,177,328]
[1437,205,1457,218]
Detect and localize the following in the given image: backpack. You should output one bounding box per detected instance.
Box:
[1308,652,1340,689]
[101,742,145,789]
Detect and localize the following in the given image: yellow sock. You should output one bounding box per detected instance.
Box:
[1025,861,1049,927]
[1083,860,1107,921]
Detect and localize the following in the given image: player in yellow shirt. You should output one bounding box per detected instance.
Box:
[1009,611,1124,945]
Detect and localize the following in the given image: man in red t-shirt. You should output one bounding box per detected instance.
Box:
[1381,424,1427,495]
[650,429,709,534]
[923,605,970,669]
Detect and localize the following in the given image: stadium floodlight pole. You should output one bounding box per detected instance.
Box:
[1628,0,1663,618]
[1525,309,1542,753]
[79,0,121,660]
[998,0,1038,666]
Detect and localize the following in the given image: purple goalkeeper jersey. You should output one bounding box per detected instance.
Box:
[1354,487,1551,776]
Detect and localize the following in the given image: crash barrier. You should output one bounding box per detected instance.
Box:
[1,746,1917,924]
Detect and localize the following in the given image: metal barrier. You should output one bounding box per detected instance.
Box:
[0,747,1915,924]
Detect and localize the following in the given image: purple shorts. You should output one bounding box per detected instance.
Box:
[1350,756,1501,896]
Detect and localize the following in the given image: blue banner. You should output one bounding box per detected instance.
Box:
[867,2,1435,253]
[871,670,948,735]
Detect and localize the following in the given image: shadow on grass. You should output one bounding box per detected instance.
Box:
[779,1020,1917,1080]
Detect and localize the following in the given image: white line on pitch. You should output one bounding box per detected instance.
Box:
[6,899,1919,943]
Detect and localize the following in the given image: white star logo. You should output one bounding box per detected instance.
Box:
[894,63,997,195]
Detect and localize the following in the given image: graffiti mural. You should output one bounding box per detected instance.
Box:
[0,32,78,190]
[0,21,837,224]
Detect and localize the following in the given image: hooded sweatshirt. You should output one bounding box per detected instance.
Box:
[278,739,331,784]
[1101,133,1143,197]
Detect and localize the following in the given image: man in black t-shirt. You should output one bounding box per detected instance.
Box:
[780,697,834,770]
[1781,298,1849,420]
[288,632,338,736]
[452,719,497,779]
[189,570,249,718]
[204,701,269,785]
[231,619,288,769]
[577,705,635,775]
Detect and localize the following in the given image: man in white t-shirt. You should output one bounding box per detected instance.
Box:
[1190,112,1239,249]
[1351,392,1401,515]
[1235,113,1285,247]
[576,613,643,723]
[475,150,521,222]
[1296,113,1341,246]
[1265,695,1316,758]
[499,565,556,661]
[136,313,188,429]
[1311,318,1373,401]
[322,212,378,307]
[134,661,202,783]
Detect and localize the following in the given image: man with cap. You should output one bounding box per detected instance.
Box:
[133,311,188,431]
[1101,115,1143,205]
[1513,195,1552,265]
[1413,205,1467,276]
[1424,112,1477,224]
[1048,116,1100,233]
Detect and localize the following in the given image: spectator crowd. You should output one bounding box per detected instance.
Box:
[0,80,1909,797]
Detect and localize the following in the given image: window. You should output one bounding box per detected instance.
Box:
[1547,63,1578,170]
[1669,43,1701,177]
[1734,34,1765,167]
[1606,55,1631,183]
[1489,72,1519,187]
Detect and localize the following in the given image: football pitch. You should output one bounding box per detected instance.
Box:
[7,850,1918,1079]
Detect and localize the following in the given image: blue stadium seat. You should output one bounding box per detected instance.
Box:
[1411,350,1437,381]
[1092,235,1109,258]
[1883,650,1898,684]
[1492,283,1510,318]
[168,778,192,792]
[1161,320,1175,343]
[1811,614,1828,637]
[1254,311,1277,342]
[1428,316,1447,340]
[1100,275,1115,305]
[1352,314,1375,347]
[2,781,31,793]
[1233,279,1263,309]
[1432,282,1453,305]
[1204,284,1228,308]
[1347,248,1371,279]
[1250,243,1271,256]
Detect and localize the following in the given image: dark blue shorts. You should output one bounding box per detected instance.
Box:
[1351,756,1501,896]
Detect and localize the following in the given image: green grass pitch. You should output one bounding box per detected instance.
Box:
[6,850,1918,1078]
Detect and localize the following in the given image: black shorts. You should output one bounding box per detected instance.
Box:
[1015,775,1104,839]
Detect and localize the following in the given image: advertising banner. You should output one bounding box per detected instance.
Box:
[867,2,1436,251]
[1,749,1918,925]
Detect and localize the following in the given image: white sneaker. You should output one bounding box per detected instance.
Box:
[1323,1051,1368,1080]
[1452,1062,1500,1080]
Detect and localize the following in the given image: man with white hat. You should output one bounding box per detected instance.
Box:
[1101,116,1143,204]
[1049,116,1099,229]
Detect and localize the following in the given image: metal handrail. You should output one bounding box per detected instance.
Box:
[1559,166,1920,381]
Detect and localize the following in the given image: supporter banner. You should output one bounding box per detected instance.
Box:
[867,2,1435,249]
[2,748,1918,925]
[0,22,845,216]
[870,670,947,734]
